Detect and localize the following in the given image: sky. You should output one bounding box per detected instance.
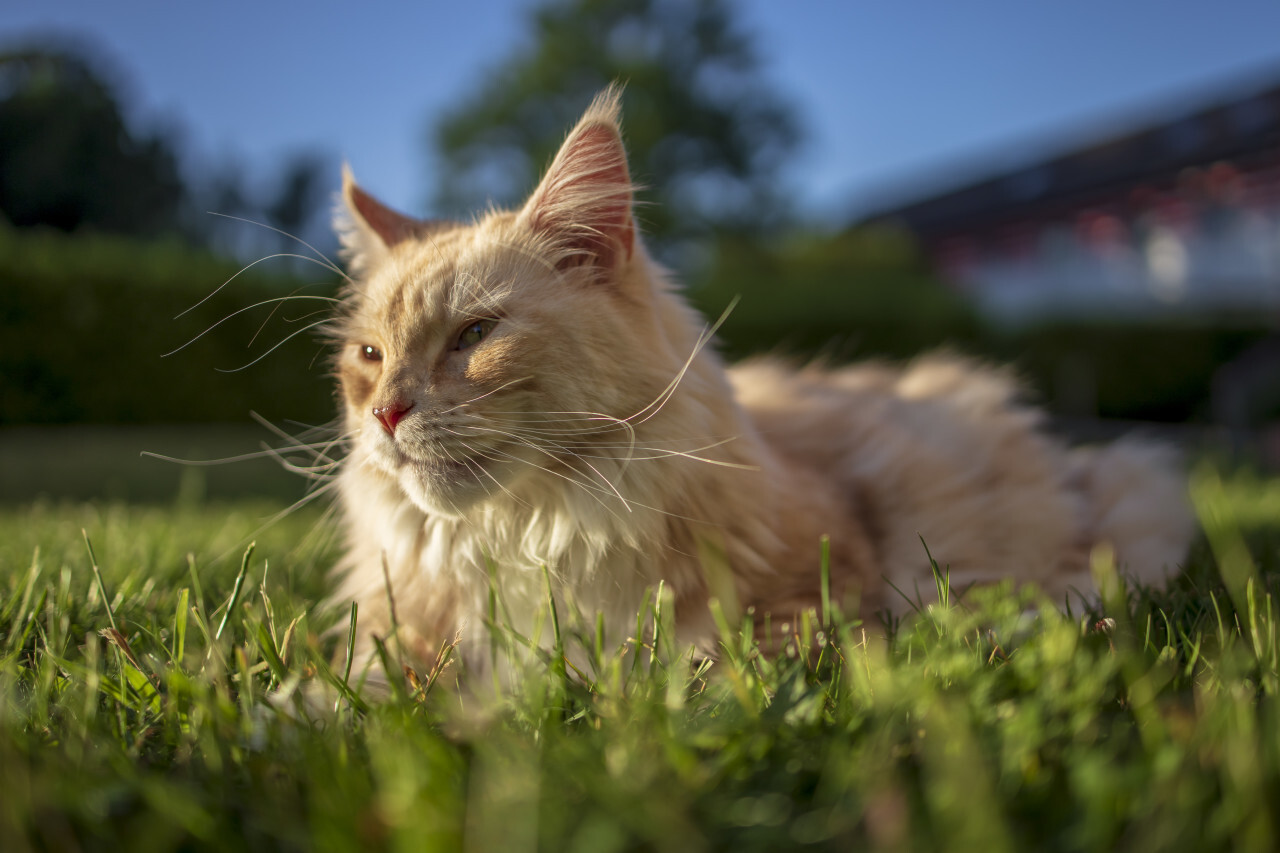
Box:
[5,0,1280,224]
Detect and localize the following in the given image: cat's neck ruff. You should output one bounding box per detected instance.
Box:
[334,370,776,670]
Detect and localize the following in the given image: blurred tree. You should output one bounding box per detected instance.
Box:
[265,150,331,255]
[190,149,337,263]
[430,0,800,256]
[0,47,186,238]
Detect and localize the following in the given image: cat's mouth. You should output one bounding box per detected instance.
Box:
[391,446,527,517]
[368,431,535,514]
[423,453,489,480]
[386,444,489,481]
[398,440,512,489]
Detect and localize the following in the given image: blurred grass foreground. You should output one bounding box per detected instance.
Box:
[0,468,1277,850]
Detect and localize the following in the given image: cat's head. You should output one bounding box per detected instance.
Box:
[333,88,686,518]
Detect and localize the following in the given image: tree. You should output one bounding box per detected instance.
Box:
[0,46,186,238]
[430,0,800,258]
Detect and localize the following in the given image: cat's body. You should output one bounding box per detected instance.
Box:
[329,89,1194,680]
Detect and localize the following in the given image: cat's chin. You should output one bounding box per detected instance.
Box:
[396,456,514,519]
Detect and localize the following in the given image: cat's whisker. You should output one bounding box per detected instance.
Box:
[443,414,737,524]
[452,439,533,509]
[250,411,348,446]
[215,318,335,373]
[454,425,633,512]
[557,436,755,470]
[249,412,350,468]
[446,420,577,451]
[142,422,350,484]
[142,448,292,467]
[441,376,536,413]
[569,447,757,471]
[466,442,628,522]
[620,298,737,430]
[458,416,752,472]
[462,409,637,441]
[443,424,618,501]
[477,438,716,526]
[262,449,344,481]
[438,442,491,502]
[451,421,645,494]
[281,306,339,325]
[175,251,346,322]
[247,286,341,349]
[205,211,353,284]
[163,294,340,358]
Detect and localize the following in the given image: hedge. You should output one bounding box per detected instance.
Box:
[1,226,1272,426]
[0,226,338,425]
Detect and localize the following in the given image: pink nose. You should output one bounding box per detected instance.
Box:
[373,400,413,436]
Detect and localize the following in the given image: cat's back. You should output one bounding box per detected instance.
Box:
[729,352,1049,479]
[727,354,1190,602]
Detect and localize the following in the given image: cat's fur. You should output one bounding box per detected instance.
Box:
[329,87,1194,681]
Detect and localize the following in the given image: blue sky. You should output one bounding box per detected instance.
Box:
[5,1,1280,222]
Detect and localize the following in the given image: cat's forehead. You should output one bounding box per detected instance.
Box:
[356,216,543,330]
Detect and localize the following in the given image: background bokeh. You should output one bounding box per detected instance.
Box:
[3,0,1280,502]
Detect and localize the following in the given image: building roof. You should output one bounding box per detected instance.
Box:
[860,75,1280,241]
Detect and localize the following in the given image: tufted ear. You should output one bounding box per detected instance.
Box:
[519,86,635,275]
[335,165,431,275]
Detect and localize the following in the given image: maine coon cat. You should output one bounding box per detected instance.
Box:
[329,87,1194,684]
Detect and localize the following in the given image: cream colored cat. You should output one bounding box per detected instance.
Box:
[329,87,1194,683]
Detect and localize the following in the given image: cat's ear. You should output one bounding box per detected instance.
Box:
[335,165,424,275]
[519,87,635,275]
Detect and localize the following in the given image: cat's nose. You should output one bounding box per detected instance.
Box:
[372,400,414,436]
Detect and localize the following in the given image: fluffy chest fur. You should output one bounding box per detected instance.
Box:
[328,87,1194,685]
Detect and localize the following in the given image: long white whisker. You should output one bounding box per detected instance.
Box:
[553,435,750,466]
[460,410,636,440]
[164,294,338,357]
[463,441,626,521]
[206,211,352,284]
[445,425,632,512]
[441,376,535,413]
[624,297,738,429]
[453,440,531,508]
[176,252,344,321]
[249,287,339,349]
[140,445,338,469]
[473,439,716,525]
[215,318,334,373]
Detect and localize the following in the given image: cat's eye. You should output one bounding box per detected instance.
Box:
[360,344,383,362]
[455,320,496,351]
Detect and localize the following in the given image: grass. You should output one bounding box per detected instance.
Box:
[1,466,1279,852]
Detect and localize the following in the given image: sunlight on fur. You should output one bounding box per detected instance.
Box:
[323,85,1194,688]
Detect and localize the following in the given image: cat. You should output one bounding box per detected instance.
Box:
[327,86,1194,686]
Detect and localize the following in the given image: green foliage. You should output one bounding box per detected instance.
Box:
[689,227,1272,423]
[0,225,339,425]
[985,321,1272,422]
[0,47,186,238]
[0,470,1278,850]
[694,227,983,363]
[431,0,800,251]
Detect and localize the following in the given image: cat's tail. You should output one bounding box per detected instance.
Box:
[1069,437,1197,588]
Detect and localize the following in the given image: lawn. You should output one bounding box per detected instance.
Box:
[2,466,1279,852]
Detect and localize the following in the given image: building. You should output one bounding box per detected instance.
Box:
[861,74,1280,326]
